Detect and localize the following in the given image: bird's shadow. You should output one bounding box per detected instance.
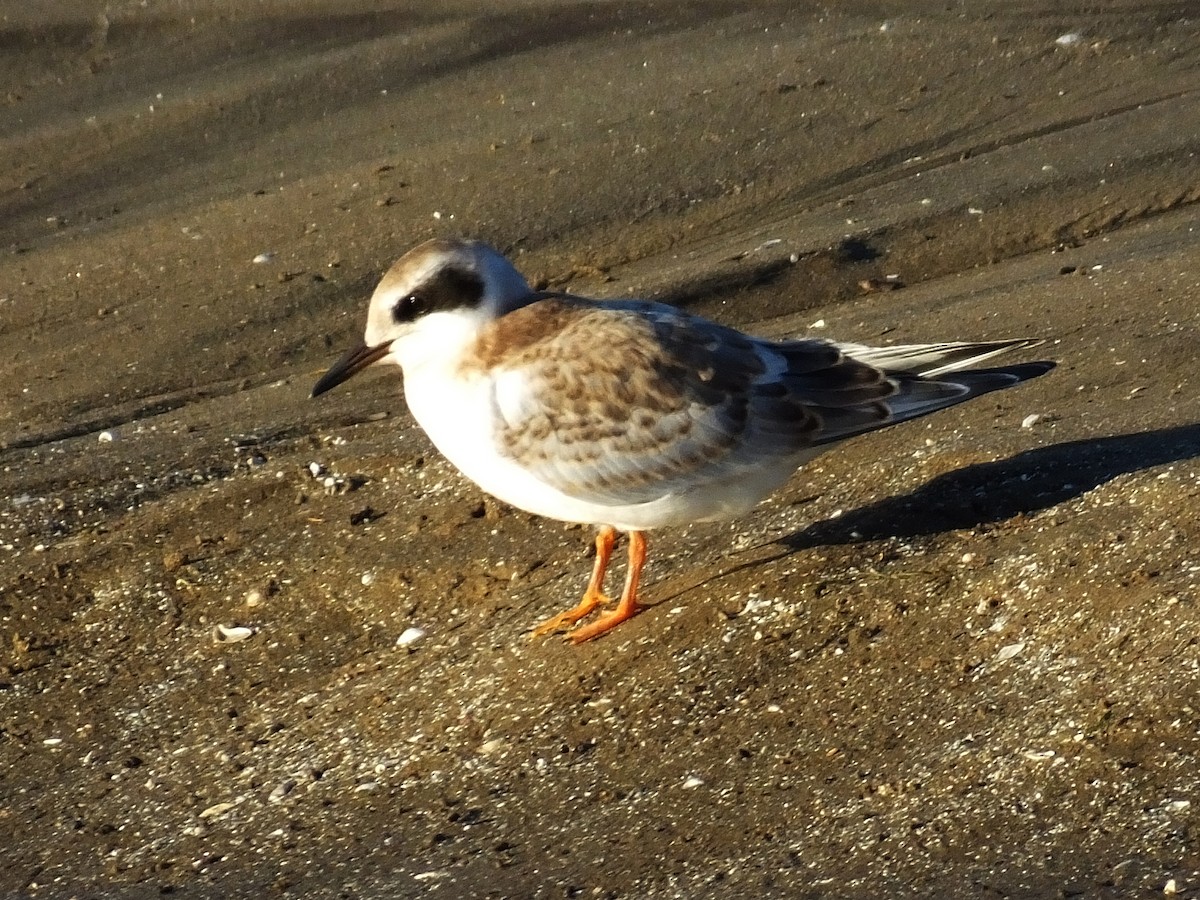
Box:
[781,422,1200,550]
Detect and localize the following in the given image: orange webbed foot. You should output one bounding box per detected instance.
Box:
[540,530,649,644]
[530,591,611,638]
[565,599,643,643]
[531,525,619,640]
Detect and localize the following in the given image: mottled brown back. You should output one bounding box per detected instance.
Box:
[462,297,900,506]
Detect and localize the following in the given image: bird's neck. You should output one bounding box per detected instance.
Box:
[390,306,494,376]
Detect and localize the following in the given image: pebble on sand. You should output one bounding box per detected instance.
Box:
[199,801,236,819]
[268,780,296,804]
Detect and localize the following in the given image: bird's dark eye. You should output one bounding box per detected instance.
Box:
[392,293,425,323]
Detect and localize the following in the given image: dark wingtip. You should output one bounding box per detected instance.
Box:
[962,360,1056,384]
[1004,360,1057,380]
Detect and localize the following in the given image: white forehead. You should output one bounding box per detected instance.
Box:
[372,241,458,303]
[362,239,535,348]
[376,240,515,292]
[368,238,530,315]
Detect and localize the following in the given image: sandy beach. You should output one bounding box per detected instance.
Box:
[1,2,1198,896]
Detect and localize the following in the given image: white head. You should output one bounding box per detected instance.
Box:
[312,238,532,396]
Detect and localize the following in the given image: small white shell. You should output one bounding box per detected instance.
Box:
[98,430,116,443]
[996,642,1025,662]
[396,626,426,648]
[1021,413,1043,429]
[252,251,275,264]
[213,623,254,644]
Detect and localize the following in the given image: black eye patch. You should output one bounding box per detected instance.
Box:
[392,293,425,323]
[392,264,485,324]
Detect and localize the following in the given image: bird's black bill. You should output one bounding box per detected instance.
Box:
[311,338,391,397]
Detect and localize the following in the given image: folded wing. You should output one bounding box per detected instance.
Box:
[484,299,1052,506]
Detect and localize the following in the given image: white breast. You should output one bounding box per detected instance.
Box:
[391,312,810,531]
[401,364,812,530]
[401,364,613,524]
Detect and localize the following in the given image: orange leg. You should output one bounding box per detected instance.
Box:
[567,531,647,644]
[531,526,617,637]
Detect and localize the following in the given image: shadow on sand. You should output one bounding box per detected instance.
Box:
[783,422,1200,550]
